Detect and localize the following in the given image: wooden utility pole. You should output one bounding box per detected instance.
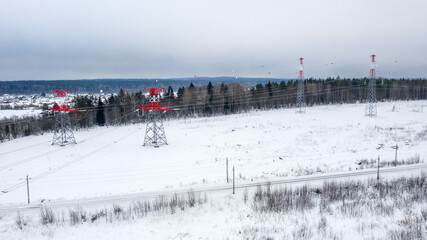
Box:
[377,156,380,180]
[394,144,398,166]
[232,166,235,194]
[226,158,229,183]
[26,175,30,204]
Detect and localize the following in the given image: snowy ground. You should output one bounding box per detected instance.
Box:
[0,100,426,205]
[0,172,425,240]
[0,109,42,119]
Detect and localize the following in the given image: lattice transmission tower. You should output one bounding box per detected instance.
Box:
[139,88,172,148]
[50,90,77,146]
[365,54,377,117]
[296,57,306,113]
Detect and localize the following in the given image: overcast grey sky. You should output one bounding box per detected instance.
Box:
[0,0,426,80]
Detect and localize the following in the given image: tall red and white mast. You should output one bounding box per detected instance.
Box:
[296,57,306,113]
[365,54,377,117]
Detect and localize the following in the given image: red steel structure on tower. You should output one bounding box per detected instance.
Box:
[139,88,172,111]
[53,90,73,97]
[139,88,171,147]
[369,54,376,78]
[49,104,77,112]
[49,90,77,146]
[298,57,304,78]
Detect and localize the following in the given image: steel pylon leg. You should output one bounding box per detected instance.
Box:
[52,112,76,146]
[365,78,377,117]
[296,79,306,113]
[143,110,168,148]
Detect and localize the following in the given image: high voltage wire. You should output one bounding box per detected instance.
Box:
[43,83,427,114]
[160,86,427,112]
[1,145,399,184]
[32,149,381,180]
[70,83,427,111]
[0,94,409,178]
[0,126,138,195]
[0,80,424,195]
[1,83,424,116]
[0,99,421,193]
[0,126,119,170]
[0,83,425,127]
[0,83,425,128]
[0,108,140,171]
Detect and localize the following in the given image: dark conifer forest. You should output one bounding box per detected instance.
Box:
[0,78,425,141]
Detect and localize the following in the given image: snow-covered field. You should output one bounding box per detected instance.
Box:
[0,172,426,240]
[0,109,42,119]
[0,101,426,205]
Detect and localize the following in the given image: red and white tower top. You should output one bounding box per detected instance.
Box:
[49,90,76,112]
[138,88,172,111]
[53,90,73,97]
[48,104,77,112]
[299,57,304,79]
[369,54,376,78]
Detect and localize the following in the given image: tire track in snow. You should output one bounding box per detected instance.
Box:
[0,126,120,171]
[0,128,137,195]
[0,141,49,157]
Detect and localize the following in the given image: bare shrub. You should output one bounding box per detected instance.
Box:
[153,195,168,211]
[317,215,327,236]
[187,190,196,208]
[421,208,427,222]
[357,154,421,169]
[122,206,133,221]
[179,196,187,211]
[90,209,107,223]
[15,212,28,230]
[292,224,313,240]
[198,193,207,205]
[243,188,248,204]
[170,193,178,214]
[113,204,123,216]
[69,206,87,225]
[253,185,314,213]
[387,212,424,240]
[133,200,151,217]
[40,206,55,225]
[254,185,263,202]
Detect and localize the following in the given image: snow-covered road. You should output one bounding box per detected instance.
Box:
[0,162,425,214]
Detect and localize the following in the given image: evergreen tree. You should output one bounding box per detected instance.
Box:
[5,125,10,140]
[0,125,3,142]
[96,98,105,126]
[205,81,214,114]
[220,82,228,94]
[177,87,185,99]
[11,123,17,138]
[42,103,49,111]
[167,86,175,100]
[207,81,213,96]
[266,81,273,97]
[220,83,229,113]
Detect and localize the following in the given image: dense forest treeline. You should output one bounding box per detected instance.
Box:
[0,78,426,141]
[0,77,280,95]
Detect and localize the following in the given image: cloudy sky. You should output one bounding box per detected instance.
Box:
[0,0,426,80]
